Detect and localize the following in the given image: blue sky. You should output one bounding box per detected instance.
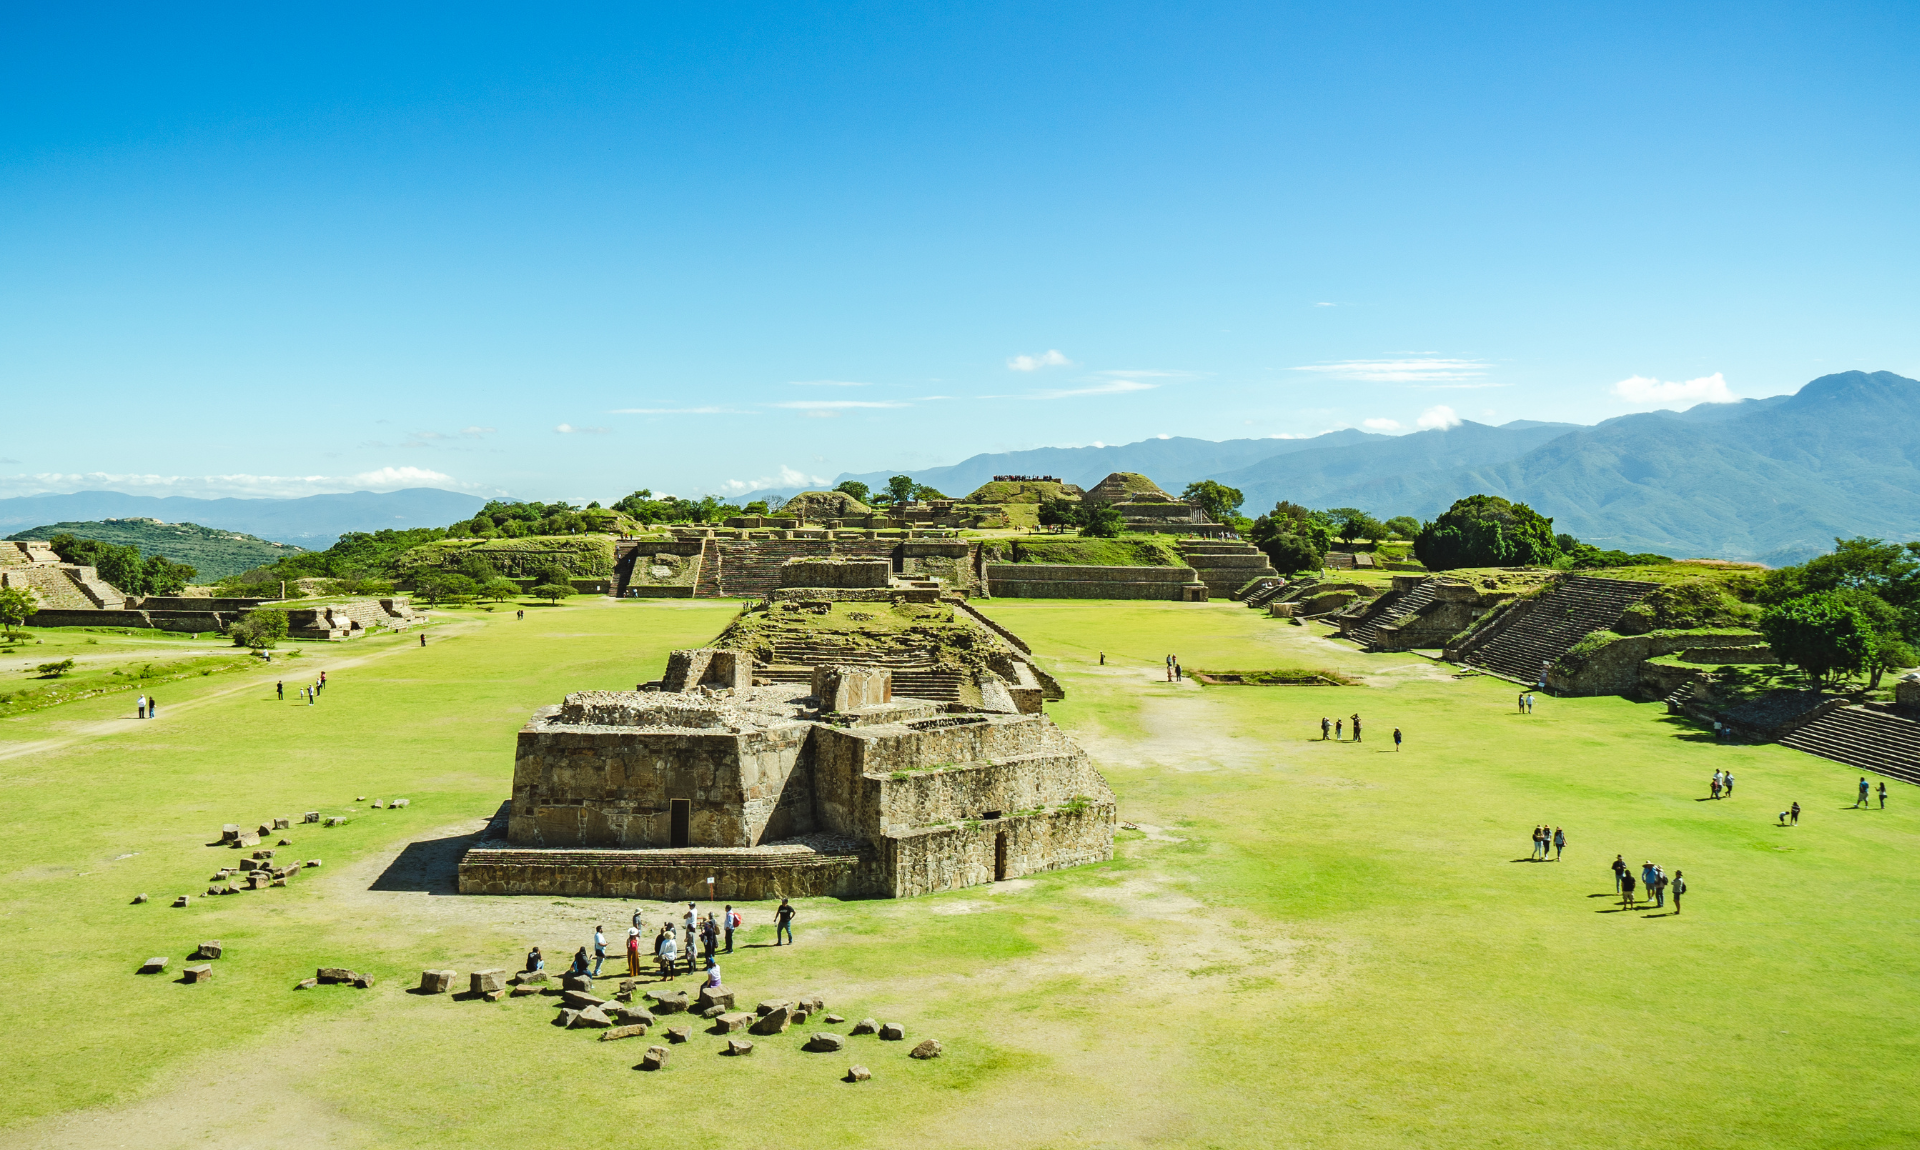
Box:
[4,2,1916,502]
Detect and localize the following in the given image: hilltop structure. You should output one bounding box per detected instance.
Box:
[1082,472,1228,536]
[459,563,1115,900]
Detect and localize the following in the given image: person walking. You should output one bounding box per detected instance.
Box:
[420,633,426,647]
[1790,801,1801,825]
[1321,717,1331,741]
[1879,780,1888,809]
[1518,692,1526,713]
[591,926,607,977]
[723,905,737,953]
[775,897,795,946]
[1671,870,1686,914]
[1529,826,1542,860]
[1335,719,1343,740]
[1651,866,1666,908]
[631,906,645,932]
[626,928,642,978]
[1710,772,1721,800]
[1351,714,1362,743]
[1165,655,1173,683]
[1856,777,1870,808]
[1553,826,1565,860]
[1612,854,1627,893]
[1620,870,1637,910]
[1393,727,1403,751]
[1099,651,1105,665]
[1723,771,1734,798]
[702,915,719,963]
[276,681,284,700]
[307,685,315,705]
[148,694,157,718]
[136,694,146,720]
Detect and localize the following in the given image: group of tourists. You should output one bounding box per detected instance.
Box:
[1612,854,1686,912]
[538,898,800,986]
[135,693,159,719]
[274,671,328,705]
[1708,769,1735,799]
[1164,655,1182,682]
[1515,692,1538,713]
[1319,714,1363,742]
[1854,777,1888,809]
[1529,825,1565,860]
[1777,802,1802,825]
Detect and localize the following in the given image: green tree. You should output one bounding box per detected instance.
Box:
[882,475,919,506]
[1037,498,1084,532]
[834,480,871,504]
[414,573,476,606]
[1335,512,1388,547]
[0,585,36,638]
[454,552,500,583]
[1081,506,1126,538]
[1760,592,1873,688]
[36,658,75,677]
[531,582,572,604]
[1260,533,1324,574]
[1385,516,1421,540]
[530,562,573,588]
[482,577,521,603]
[1180,481,1245,524]
[1412,495,1561,571]
[914,484,948,501]
[1250,501,1332,571]
[229,608,289,649]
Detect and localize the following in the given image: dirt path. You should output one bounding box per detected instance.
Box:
[0,616,486,764]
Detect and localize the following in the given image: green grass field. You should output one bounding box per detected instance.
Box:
[0,598,1914,1149]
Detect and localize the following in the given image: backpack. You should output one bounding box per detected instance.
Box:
[729,910,742,928]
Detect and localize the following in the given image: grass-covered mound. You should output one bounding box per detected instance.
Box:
[961,479,1085,504]
[711,598,1002,673]
[394,535,616,578]
[6,521,305,584]
[978,537,1186,567]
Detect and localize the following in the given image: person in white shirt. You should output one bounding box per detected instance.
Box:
[591,927,607,977]
[657,928,677,978]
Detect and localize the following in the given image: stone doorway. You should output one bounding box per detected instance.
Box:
[670,799,691,848]
[994,831,1008,882]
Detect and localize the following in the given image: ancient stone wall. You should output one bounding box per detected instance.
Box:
[1548,630,1769,697]
[984,563,1198,600]
[458,842,881,899]
[778,558,891,588]
[884,803,1116,897]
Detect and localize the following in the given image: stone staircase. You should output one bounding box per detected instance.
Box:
[1779,706,1920,786]
[1346,579,1439,649]
[1238,577,1285,607]
[1457,576,1657,685]
[1176,540,1277,598]
[1325,552,1356,571]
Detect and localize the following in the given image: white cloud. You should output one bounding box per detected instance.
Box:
[772,400,910,410]
[0,466,494,500]
[1417,405,1462,430]
[1092,368,1199,379]
[1610,372,1737,407]
[1313,302,1338,308]
[790,380,871,387]
[609,406,746,415]
[712,465,831,496]
[1007,349,1074,372]
[1363,417,1402,431]
[1292,358,1490,382]
[460,426,496,437]
[554,424,611,434]
[1035,380,1156,400]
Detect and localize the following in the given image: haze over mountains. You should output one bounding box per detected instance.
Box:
[0,488,483,549]
[838,371,1920,566]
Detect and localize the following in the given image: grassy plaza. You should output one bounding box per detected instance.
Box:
[0,597,1913,1148]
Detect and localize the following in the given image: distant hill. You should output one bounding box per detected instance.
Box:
[4,520,307,583]
[0,488,486,549]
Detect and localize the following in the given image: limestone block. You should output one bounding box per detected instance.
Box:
[666,1025,690,1043]
[272,818,291,830]
[132,893,148,904]
[646,989,688,1014]
[749,1006,792,1035]
[714,1011,754,1033]
[562,974,595,992]
[910,1039,942,1059]
[800,995,825,1014]
[824,1014,845,1024]
[482,989,505,1002]
[235,833,261,848]
[640,1044,670,1070]
[371,800,384,809]
[600,1024,650,1042]
[221,825,240,843]
[512,970,549,985]
[138,957,168,974]
[253,848,274,859]
[562,990,607,1009]
[184,964,213,983]
[323,818,346,828]
[352,973,376,989]
[419,970,455,994]
[609,1004,655,1026]
[879,1023,905,1041]
[191,942,223,960]
[510,985,539,997]
[172,896,190,908]
[556,1008,581,1028]
[306,859,322,868]
[391,799,410,809]
[725,1038,754,1056]
[471,970,507,995]
[812,665,893,711]
[303,812,320,823]
[570,1006,612,1029]
[271,877,287,887]
[694,985,735,1011]
[239,859,259,872]
[754,999,791,1016]
[849,1018,878,1035]
[317,967,356,983]
[845,1065,871,1081]
[804,1033,846,1052]
[791,1009,810,1025]
[699,1004,727,1019]
[296,977,318,989]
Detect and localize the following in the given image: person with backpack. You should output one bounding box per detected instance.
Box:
[1620,869,1637,910]
[1351,713,1362,742]
[1671,870,1687,914]
[1553,827,1565,860]
[1393,727,1403,751]
[724,905,739,953]
[775,898,796,946]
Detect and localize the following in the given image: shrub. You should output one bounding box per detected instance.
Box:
[1413,495,1559,570]
[530,583,572,604]
[1760,593,1872,688]
[230,608,290,649]
[1081,507,1126,538]
[36,658,75,678]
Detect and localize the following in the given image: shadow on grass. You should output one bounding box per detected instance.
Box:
[370,827,488,895]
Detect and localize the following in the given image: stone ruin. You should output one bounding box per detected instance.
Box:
[459,569,1115,901]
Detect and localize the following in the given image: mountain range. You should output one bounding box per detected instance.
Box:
[834,371,1920,566]
[0,488,484,549]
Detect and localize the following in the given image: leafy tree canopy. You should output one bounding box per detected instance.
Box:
[0,585,37,634]
[1037,498,1084,532]
[1081,506,1127,538]
[1760,591,1873,689]
[1412,495,1560,571]
[1384,515,1421,540]
[47,533,196,596]
[834,480,871,504]
[1180,481,1245,524]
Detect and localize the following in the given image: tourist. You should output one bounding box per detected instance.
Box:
[631,906,644,932]
[136,694,146,720]
[1651,865,1666,908]
[1620,870,1637,909]
[657,928,677,978]
[517,610,524,620]
[1611,854,1627,892]
[775,897,795,945]
[569,947,591,978]
[420,633,426,647]
[1335,719,1343,740]
[1640,861,1656,898]
[702,914,719,962]
[1779,809,1790,825]
[1856,777,1870,808]
[1671,870,1686,913]
[1099,651,1104,665]
[1879,781,1888,809]
[276,681,283,700]
[1791,801,1801,825]
[724,905,738,952]
[1351,713,1361,742]
[1723,771,1734,798]
[626,927,642,977]
[1321,717,1331,740]
[1553,827,1565,860]
[1530,826,1543,860]
[682,923,700,975]
[526,947,544,972]
[1175,662,1182,681]
[1517,692,1526,713]
[684,902,698,933]
[1710,773,1721,800]
[591,925,607,976]
[1393,727,1402,751]
[704,958,722,989]
[148,694,157,717]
